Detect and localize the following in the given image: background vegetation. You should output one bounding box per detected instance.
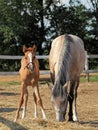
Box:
[0,0,98,70]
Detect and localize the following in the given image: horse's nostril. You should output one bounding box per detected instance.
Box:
[56,111,65,122]
[29,63,34,71]
[56,117,65,122]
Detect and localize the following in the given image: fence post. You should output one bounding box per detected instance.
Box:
[85,51,89,82]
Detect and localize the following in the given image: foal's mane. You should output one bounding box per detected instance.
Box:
[53,35,73,97]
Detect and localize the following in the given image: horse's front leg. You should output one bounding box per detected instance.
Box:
[72,80,79,122]
[22,87,28,119]
[33,85,47,120]
[68,80,79,122]
[14,83,26,122]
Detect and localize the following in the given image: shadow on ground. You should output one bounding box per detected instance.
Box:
[0,92,18,96]
[0,116,28,130]
[0,107,17,113]
[79,120,98,128]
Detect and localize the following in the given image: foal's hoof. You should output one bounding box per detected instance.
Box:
[43,117,47,121]
[34,113,38,119]
[13,119,17,122]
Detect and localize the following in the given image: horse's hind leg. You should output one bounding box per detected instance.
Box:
[68,79,79,122]
[33,85,47,119]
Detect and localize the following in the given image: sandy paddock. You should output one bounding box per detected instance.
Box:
[0,75,98,130]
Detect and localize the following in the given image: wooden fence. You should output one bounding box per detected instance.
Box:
[0,53,98,82]
[0,55,49,75]
[84,52,98,81]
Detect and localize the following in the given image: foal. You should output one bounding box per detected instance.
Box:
[14,45,46,122]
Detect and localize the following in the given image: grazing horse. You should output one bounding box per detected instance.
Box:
[49,34,86,122]
[14,45,46,122]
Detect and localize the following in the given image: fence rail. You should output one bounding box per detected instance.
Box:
[0,55,49,60]
[87,55,98,58]
[0,54,98,81]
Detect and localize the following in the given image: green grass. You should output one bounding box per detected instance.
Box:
[80,75,98,82]
[0,81,20,87]
[0,75,97,86]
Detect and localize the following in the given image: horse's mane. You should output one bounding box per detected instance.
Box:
[52,35,72,97]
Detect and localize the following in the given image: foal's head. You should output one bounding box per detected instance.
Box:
[23,45,37,71]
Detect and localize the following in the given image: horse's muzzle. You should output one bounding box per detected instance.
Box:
[56,110,65,122]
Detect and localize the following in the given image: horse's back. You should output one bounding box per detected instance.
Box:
[49,34,86,81]
[49,35,65,73]
[50,34,85,59]
[68,34,85,76]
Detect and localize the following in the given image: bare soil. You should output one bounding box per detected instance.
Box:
[0,75,98,130]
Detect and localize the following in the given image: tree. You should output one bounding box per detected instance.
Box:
[0,0,48,55]
[0,0,98,70]
[87,0,98,22]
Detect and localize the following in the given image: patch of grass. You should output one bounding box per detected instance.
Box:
[80,75,98,82]
[0,81,20,86]
[80,76,87,82]
[0,75,97,87]
[89,75,98,82]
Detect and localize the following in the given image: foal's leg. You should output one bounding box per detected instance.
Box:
[33,85,47,119]
[14,83,26,122]
[22,87,28,119]
[33,92,38,118]
[68,79,79,122]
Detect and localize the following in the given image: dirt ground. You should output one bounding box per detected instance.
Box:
[0,75,98,130]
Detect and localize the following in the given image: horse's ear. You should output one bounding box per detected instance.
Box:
[23,45,27,53]
[32,44,37,53]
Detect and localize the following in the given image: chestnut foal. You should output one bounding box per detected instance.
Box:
[14,45,47,122]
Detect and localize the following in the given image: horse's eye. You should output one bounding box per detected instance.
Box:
[61,99,66,105]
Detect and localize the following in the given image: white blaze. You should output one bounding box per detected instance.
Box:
[28,52,33,63]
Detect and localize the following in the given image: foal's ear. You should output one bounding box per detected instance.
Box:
[32,44,37,53]
[23,45,27,53]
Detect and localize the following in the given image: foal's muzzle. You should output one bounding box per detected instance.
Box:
[26,62,34,71]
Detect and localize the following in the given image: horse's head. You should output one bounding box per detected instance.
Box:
[48,83,68,122]
[23,45,37,71]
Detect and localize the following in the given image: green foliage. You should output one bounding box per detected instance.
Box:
[0,0,98,70]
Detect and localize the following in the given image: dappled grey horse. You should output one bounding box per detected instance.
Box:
[49,34,86,121]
